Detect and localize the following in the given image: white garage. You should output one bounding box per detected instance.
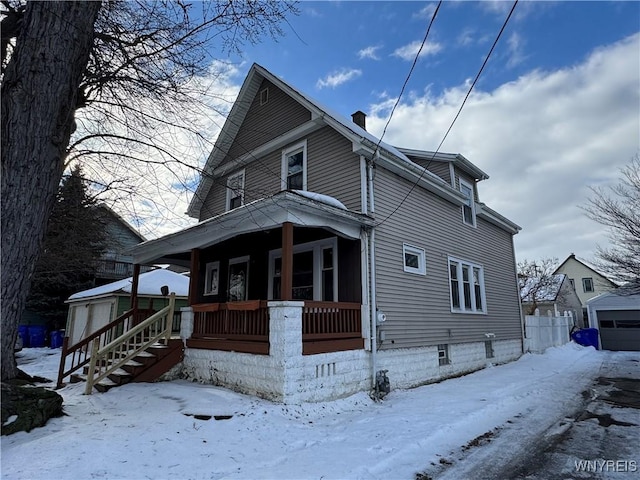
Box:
[587,291,640,351]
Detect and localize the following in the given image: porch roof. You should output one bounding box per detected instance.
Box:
[131,191,375,266]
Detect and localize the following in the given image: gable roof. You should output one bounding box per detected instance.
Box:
[553,253,617,286]
[187,63,519,234]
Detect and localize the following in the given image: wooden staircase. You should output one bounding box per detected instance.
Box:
[58,293,184,393]
[69,339,184,392]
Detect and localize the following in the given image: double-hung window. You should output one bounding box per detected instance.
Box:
[226,170,245,211]
[582,277,594,293]
[281,141,307,191]
[268,238,337,301]
[448,257,486,314]
[459,179,476,227]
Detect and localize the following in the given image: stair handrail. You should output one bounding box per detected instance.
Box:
[57,308,135,388]
[85,293,175,395]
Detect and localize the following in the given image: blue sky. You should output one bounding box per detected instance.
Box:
[121,1,639,268]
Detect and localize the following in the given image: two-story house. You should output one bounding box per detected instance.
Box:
[130,64,523,403]
[553,253,617,317]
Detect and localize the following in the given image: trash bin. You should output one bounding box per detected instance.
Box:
[571,328,599,350]
[28,325,47,348]
[18,325,30,348]
[50,330,64,349]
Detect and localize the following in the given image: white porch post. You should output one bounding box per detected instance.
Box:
[268,301,304,401]
[180,306,194,342]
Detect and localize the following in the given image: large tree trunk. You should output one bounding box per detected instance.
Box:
[1,2,102,381]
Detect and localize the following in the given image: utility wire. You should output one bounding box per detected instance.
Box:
[376,0,518,227]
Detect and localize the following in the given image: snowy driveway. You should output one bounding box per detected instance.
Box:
[2,344,638,480]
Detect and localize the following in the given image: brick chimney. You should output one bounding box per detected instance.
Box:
[351,110,367,130]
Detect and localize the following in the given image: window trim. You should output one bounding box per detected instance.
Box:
[268,237,338,301]
[448,256,487,314]
[402,243,426,275]
[260,87,269,105]
[281,140,308,191]
[225,169,245,211]
[582,277,594,293]
[459,178,476,227]
[203,261,220,296]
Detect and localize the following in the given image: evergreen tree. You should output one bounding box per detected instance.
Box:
[25,166,106,329]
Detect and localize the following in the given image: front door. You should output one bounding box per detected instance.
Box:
[228,256,249,302]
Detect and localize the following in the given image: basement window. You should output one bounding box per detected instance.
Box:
[438,344,450,366]
[485,340,495,359]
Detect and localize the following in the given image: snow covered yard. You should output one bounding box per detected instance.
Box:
[2,344,634,479]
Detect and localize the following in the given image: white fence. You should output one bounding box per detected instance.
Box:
[524,312,573,353]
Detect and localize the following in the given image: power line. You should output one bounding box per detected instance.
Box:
[376,0,518,228]
[371,1,442,159]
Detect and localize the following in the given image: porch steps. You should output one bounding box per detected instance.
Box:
[71,339,184,393]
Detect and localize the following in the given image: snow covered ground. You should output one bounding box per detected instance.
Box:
[2,344,637,479]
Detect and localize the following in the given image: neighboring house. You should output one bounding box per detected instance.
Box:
[587,291,640,351]
[519,273,584,327]
[125,63,524,403]
[95,205,150,285]
[553,254,617,310]
[65,269,189,347]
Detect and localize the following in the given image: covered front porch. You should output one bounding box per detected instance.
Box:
[131,191,375,370]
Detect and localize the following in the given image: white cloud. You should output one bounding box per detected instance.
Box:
[392,40,442,61]
[413,3,437,19]
[316,68,362,89]
[506,31,526,68]
[358,45,382,61]
[367,33,640,263]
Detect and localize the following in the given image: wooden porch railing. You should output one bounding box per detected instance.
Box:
[84,294,176,394]
[57,308,136,388]
[189,301,270,354]
[302,301,363,355]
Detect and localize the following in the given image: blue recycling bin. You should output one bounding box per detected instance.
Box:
[28,325,47,348]
[50,330,64,349]
[18,325,30,348]
[571,328,599,350]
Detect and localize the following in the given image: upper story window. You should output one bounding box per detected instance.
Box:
[260,87,269,105]
[459,179,476,227]
[449,256,486,314]
[281,140,307,191]
[582,277,594,293]
[226,170,245,211]
[569,278,575,290]
[403,243,426,275]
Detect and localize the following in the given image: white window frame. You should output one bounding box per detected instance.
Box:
[281,140,307,191]
[225,169,245,211]
[448,256,487,314]
[459,179,476,227]
[203,261,220,296]
[582,277,594,293]
[402,243,426,275]
[260,87,269,105]
[268,237,338,301]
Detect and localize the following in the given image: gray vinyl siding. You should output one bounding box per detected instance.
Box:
[406,156,452,185]
[307,126,361,211]
[199,126,362,220]
[224,80,311,165]
[373,167,521,349]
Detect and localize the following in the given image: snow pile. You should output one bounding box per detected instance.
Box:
[292,190,348,210]
[68,268,189,300]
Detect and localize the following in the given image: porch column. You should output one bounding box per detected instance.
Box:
[281,222,293,301]
[189,248,200,305]
[131,263,140,312]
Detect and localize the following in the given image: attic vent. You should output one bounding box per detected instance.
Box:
[260,88,269,105]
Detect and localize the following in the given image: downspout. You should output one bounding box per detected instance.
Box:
[368,158,378,397]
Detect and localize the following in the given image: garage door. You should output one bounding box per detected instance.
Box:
[597,309,640,351]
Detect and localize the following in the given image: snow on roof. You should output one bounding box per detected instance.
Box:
[520,274,565,302]
[68,269,189,301]
[291,190,347,210]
